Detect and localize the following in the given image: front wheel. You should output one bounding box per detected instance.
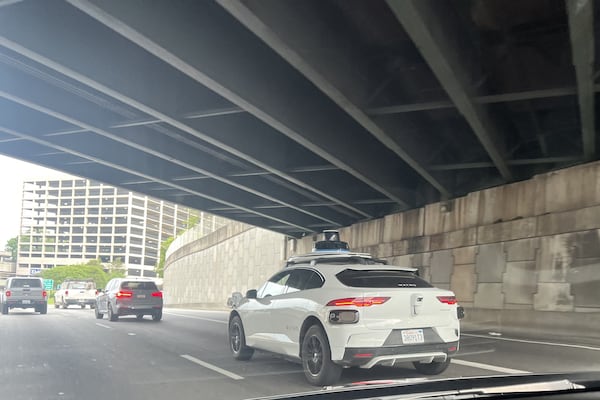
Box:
[229,315,254,360]
[413,358,451,375]
[301,325,342,386]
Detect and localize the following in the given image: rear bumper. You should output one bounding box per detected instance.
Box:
[115,304,162,316]
[5,299,47,308]
[339,341,459,368]
[65,299,95,306]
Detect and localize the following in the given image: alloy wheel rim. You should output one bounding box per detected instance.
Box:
[306,336,323,375]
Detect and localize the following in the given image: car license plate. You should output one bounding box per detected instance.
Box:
[22,300,31,304]
[401,329,424,344]
[137,294,146,299]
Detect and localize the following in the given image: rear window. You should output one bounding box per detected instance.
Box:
[336,269,433,288]
[10,279,42,288]
[121,281,158,291]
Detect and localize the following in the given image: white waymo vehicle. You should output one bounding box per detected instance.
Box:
[228,231,463,386]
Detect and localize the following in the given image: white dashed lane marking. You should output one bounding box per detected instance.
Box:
[180,354,244,380]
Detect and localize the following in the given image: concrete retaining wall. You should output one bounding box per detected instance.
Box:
[164,222,286,308]
[164,161,600,333]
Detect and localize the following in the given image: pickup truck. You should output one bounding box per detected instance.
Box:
[54,280,97,309]
[1,277,48,314]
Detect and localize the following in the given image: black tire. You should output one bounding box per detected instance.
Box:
[40,304,47,315]
[108,304,118,321]
[229,315,254,360]
[1,304,8,315]
[54,302,59,309]
[90,304,95,309]
[94,306,103,319]
[81,304,85,309]
[136,314,144,320]
[413,358,451,375]
[62,300,68,309]
[301,324,342,386]
[152,310,162,322]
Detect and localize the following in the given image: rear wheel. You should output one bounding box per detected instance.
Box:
[81,304,85,309]
[413,358,451,375]
[229,315,253,360]
[39,304,47,315]
[152,310,162,322]
[54,301,59,309]
[2,304,8,315]
[108,304,118,321]
[94,306,103,319]
[62,299,68,309]
[301,325,342,386]
[136,314,144,320]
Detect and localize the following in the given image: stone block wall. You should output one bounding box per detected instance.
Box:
[164,161,600,331]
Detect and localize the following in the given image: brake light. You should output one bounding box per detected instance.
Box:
[151,291,163,298]
[326,297,390,307]
[65,290,69,296]
[42,290,47,298]
[437,296,457,305]
[95,290,98,295]
[5,290,10,297]
[116,290,133,298]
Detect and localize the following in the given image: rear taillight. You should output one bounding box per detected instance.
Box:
[95,290,98,295]
[5,290,10,297]
[437,296,457,305]
[42,290,47,298]
[116,290,133,298]
[151,292,163,298]
[65,290,69,296]
[326,297,390,307]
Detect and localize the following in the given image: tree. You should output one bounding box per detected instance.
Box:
[155,236,175,278]
[38,260,125,289]
[4,236,17,260]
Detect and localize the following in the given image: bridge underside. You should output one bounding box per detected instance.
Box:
[0,0,597,237]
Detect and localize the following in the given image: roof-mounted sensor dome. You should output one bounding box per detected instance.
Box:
[312,230,350,252]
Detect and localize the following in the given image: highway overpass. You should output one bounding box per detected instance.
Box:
[0,0,596,237]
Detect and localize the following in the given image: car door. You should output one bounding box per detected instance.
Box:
[242,270,291,352]
[97,279,114,312]
[271,268,325,358]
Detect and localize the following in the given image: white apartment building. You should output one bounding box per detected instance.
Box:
[17,179,228,277]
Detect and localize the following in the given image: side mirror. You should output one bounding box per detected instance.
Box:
[457,306,465,320]
[246,289,257,299]
[56,284,61,290]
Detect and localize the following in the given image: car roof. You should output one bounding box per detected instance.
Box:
[285,251,418,273]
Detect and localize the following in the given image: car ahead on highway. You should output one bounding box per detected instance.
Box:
[54,279,97,309]
[0,277,48,315]
[95,278,163,322]
[228,248,462,386]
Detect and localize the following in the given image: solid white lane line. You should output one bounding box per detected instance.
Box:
[163,312,227,324]
[452,359,530,374]
[95,323,112,329]
[180,354,244,380]
[462,333,600,352]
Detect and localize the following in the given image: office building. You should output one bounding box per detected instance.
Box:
[17,179,228,277]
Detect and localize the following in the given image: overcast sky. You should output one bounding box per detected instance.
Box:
[0,154,75,248]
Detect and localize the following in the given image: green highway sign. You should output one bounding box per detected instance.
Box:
[43,279,54,290]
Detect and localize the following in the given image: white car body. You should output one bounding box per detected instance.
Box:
[231,252,460,371]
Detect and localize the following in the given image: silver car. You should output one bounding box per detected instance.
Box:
[95,278,163,322]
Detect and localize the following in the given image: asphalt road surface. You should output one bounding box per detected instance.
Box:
[1,307,599,400]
